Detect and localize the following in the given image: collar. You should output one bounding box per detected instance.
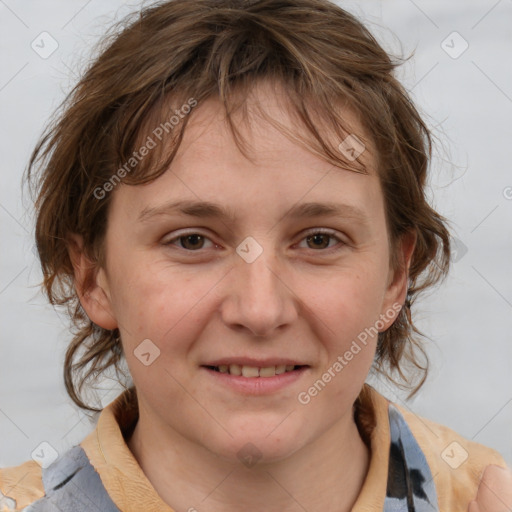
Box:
[81,384,393,512]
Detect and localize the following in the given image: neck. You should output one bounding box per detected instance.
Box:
[127,404,370,512]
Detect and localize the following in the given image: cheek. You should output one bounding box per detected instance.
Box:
[309,266,388,330]
[302,265,388,378]
[110,257,221,351]
[301,274,382,404]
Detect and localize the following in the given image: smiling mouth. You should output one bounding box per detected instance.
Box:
[203,364,306,378]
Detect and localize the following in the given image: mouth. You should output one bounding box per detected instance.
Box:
[202,364,307,378]
[200,360,310,395]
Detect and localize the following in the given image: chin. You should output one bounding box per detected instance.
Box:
[218,439,301,467]
[208,418,307,466]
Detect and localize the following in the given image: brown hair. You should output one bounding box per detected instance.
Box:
[26,0,451,411]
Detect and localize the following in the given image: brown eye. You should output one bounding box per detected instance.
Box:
[298,229,344,251]
[164,232,215,251]
[306,233,332,249]
[178,234,206,250]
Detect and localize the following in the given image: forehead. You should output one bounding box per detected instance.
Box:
[111,82,384,227]
[181,81,375,170]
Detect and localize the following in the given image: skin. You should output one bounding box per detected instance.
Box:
[468,465,512,512]
[71,82,416,512]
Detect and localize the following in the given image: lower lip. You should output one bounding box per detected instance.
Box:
[200,366,309,395]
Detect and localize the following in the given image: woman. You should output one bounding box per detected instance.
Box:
[1,0,510,510]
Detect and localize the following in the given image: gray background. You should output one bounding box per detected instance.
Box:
[1,0,511,469]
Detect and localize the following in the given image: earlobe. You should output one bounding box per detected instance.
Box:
[381,231,417,326]
[393,230,416,300]
[67,234,118,330]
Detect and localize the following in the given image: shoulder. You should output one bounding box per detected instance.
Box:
[0,459,44,510]
[1,445,120,511]
[395,402,509,511]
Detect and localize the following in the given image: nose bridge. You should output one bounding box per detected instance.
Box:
[222,237,297,337]
[244,249,281,302]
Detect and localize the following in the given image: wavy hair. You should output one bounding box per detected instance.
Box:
[26,0,451,411]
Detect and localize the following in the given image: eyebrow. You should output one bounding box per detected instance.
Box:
[137,199,369,224]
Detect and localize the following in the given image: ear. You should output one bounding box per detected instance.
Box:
[380,230,416,327]
[67,234,118,330]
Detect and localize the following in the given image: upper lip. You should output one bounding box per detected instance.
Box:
[202,357,308,367]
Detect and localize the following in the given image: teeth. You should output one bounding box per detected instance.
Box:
[216,364,298,377]
[241,366,259,377]
[259,366,275,377]
[229,364,242,376]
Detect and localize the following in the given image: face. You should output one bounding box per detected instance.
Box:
[76,83,411,463]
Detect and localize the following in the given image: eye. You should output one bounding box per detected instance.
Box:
[163,232,216,251]
[297,229,345,251]
[163,228,345,253]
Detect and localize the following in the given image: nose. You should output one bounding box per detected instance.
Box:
[219,248,298,338]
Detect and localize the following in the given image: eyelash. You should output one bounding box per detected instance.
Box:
[163,228,346,254]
